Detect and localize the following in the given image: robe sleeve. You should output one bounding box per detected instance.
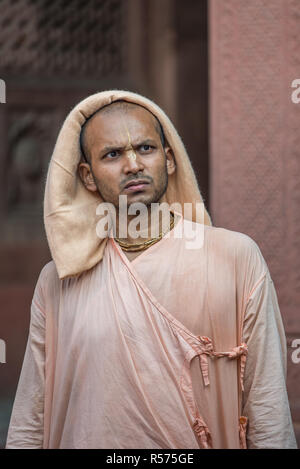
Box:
[5,268,46,449]
[241,269,298,449]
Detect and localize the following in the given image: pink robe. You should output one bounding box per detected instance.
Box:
[5,213,297,448]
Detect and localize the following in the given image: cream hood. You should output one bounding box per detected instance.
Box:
[44,90,212,279]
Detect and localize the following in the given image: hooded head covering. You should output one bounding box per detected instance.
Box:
[44,90,212,279]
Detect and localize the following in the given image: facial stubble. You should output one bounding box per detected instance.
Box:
[90,155,169,210]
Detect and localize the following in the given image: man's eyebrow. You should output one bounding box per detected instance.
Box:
[99,139,157,155]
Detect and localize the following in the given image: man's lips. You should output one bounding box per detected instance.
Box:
[123,180,150,192]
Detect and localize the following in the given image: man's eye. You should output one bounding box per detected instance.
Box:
[139,144,153,152]
[105,150,119,158]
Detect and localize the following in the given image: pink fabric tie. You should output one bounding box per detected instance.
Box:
[212,343,248,392]
[193,336,248,391]
[227,343,248,392]
[193,416,213,449]
[195,336,214,387]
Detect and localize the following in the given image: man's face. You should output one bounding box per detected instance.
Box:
[78,105,176,208]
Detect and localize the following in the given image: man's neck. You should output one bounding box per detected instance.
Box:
[114,206,173,245]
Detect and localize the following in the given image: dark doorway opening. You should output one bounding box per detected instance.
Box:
[175,0,209,210]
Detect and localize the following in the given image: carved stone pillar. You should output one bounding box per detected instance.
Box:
[209,0,300,443]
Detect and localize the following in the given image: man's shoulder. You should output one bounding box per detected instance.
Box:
[36,259,60,289]
[203,224,268,279]
[30,260,60,310]
[180,217,260,253]
[204,223,259,251]
[181,218,259,252]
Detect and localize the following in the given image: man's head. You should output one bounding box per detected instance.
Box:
[78,100,176,208]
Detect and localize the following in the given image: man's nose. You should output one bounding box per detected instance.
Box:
[123,148,144,173]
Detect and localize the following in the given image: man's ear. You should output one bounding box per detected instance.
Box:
[164,146,176,176]
[78,162,98,192]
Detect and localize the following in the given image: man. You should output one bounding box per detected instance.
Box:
[5,90,297,449]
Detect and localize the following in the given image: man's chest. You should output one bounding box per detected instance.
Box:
[121,249,145,262]
[57,242,239,348]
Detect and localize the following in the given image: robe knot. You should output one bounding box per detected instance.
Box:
[193,417,212,449]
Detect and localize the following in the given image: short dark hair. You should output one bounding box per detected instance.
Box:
[80,100,166,163]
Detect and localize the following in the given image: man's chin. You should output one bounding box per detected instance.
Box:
[112,185,168,209]
[119,191,155,205]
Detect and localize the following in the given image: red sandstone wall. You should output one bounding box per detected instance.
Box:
[209,0,300,445]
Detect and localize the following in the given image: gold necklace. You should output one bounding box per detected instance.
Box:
[114,212,175,252]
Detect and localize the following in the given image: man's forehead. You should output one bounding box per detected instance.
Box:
[85,106,159,145]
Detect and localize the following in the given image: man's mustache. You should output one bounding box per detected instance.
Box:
[121,174,153,188]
